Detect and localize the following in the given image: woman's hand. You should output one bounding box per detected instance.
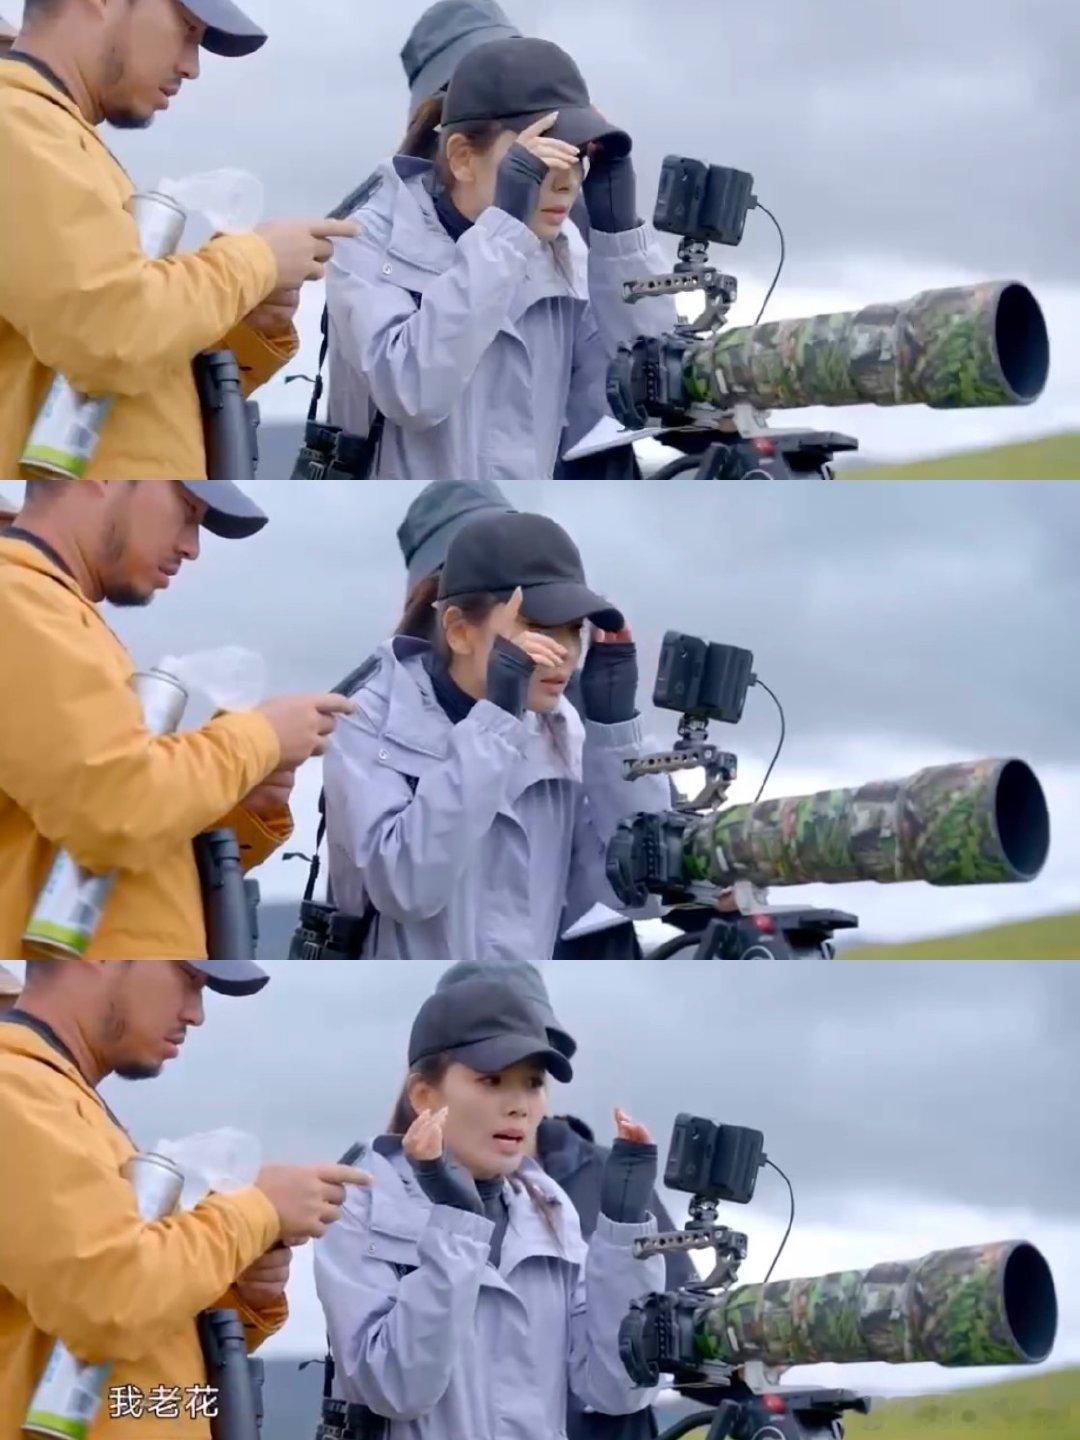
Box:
[613,1106,653,1145]
[515,112,582,174]
[490,587,569,673]
[581,625,638,724]
[403,1106,448,1163]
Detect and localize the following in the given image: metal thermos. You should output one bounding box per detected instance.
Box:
[20,192,187,478]
[23,668,189,957]
[23,1154,184,1440]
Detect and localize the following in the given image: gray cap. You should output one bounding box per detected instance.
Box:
[398,479,514,588]
[401,0,522,105]
[437,960,576,1059]
[184,0,266,56]
[439,511,624,631]
[190,961,268,996]
[179,482,267,540]
[410,975,573,1083]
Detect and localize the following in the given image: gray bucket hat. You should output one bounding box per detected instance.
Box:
[179,482,268,539]
[398,479,514,588]
[402,0,522,105]
[184,0,267,57]
[437,960,576,1059]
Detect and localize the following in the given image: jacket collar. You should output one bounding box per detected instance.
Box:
[374,636,586,791]
[363,1136,587,1284]
[0,534,132,666]
[0,1017,127,1134]
[0,57,130,179]
[379,155,590,307]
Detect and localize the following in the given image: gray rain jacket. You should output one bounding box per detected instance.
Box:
[325,157,676,480]
[322,637,670,960]
[313,1140,665,1440]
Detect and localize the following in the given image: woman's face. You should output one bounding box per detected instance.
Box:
[443,606,584,713]
[411,1059,549,1179]
[450,129,584,241]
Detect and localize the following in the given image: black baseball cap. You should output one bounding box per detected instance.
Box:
[184,0,266,57]
[398,479,514,588]
[402,0,522,105]
[441,37,631,158]
[438,511,624,632]
[436,960,577,1059]
[189,961,268,996]
[179,482,268,540]
[410,976,573,1082]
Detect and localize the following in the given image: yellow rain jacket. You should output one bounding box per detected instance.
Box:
[0,533,292,960]
[0,1022,287,1440]
[0,59,296,479]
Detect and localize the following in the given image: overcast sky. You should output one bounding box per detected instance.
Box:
[6,479,1075,947]
[6,959,1074,1398]
[10,0,1077,460]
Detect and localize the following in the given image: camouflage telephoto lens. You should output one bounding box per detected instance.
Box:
[694,1241,1057,1370]
[686,757,1050,890]
[683,281,1049,412]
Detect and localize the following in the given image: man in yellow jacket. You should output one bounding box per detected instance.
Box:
[0,956,372,1440]
[0,479,355,960]
[0,0,357,478]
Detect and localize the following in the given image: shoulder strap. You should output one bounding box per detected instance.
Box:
[305,171,386,428]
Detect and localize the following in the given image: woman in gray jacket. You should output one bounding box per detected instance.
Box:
[322,511,669,959]
[314,976,666,1440]
[324,35,676,480]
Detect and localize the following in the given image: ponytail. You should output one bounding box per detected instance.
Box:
[399,92,445,161]
[396,572,441,642]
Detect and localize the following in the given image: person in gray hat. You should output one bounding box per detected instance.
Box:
[324,32,675,479]
[0,480,354,961]
[435,959,695,1440]
[0,958,371,1435]
[314,974,665,1440]
[322,510,669,959]
[0,0,357,480]
[402,0,522,117]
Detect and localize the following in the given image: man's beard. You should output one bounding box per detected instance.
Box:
[115,1061,164,1081]
[105,109,154,131]
[104,583,154,608]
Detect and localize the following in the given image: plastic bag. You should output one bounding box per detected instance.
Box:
[153,1127,263,1209]
[158,645,268,711]
[156,168,265,234]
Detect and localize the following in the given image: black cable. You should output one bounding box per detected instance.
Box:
[650,931,703,959]
[751,202,786,326]
[751,678,786,802]
[761,1157,795,1286]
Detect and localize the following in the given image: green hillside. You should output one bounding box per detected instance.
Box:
[846,910,1080,959]
[854,431,1080,479]
[843,1367,1080,1438]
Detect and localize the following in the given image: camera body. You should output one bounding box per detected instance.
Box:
[665,1113,764,1206]
[654,157,756,247]
[654,631,754,724]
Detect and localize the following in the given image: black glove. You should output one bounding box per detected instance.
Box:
[580,639,638,724]
[486,633,535,719]
[494,143,548,225]
[600,1138,658,1224]
[583,151,638,233]
[407,1150,484,1215]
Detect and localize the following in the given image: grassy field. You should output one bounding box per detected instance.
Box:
[853,431,1080,479]
[846,910,1080,959]
[841,1367,1080,1437]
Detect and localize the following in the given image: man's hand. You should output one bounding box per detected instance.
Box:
[255,1162,372,1244]
[244,287,301,339]
[256,693,356,767]
[243,768,296,819]
[235,1243,292,1311]
[254,218,360,288]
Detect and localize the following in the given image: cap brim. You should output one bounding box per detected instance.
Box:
[451,1032,573,1083]
[496,106,631,159]
[180,481,268,539]
[519,580,624,634]
[547,1025,577,1061]
[186,0,267,57]
[190,961,269,996]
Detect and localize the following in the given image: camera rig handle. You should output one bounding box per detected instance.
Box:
[623,714,737,811]
[624,237,739,335]
[634,1198,749,1292]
